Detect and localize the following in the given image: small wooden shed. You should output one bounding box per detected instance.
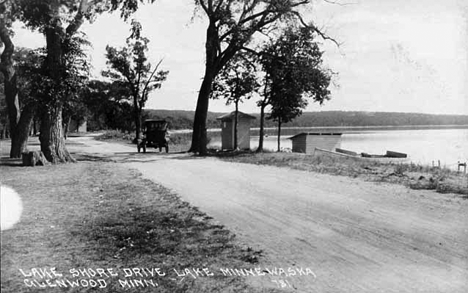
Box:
[217,111,256,150]
[289,133,342,154]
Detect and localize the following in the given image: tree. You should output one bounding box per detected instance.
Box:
[83,79,134,131]
[269,93,308,152]
[190,0,336,155]
[9,47,48,154]
[259,26,332,151]
[4,0,156,163]
[58,34,93,138]
[0,35,43,157]
[0,79,7,139]
[0,0,23,157]
[211,55,259,149]
[103,20,169,142]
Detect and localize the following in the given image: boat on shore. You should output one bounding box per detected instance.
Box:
[314,148,409,163]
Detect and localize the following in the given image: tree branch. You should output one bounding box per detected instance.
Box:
[198,0,209,14]
[240,46,260,56]
[0,18,14,74]
[291,11,341,47]
[141,58,164,99]
[66,0,92,37]
[323,0,358,6]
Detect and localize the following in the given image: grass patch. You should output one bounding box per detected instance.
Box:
[216,152,468,196]
[0,160,279,293]
[95,130,135,141]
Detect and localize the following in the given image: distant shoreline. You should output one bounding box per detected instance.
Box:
[201,124,468,134]
[253,124,468,133]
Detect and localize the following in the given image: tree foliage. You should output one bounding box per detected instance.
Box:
[211,54,259,148]
[211,55,259,106]
[103,21,169,140]
[259,26,332,151]
[83,80,134,131]
[0,0,158,162]
[190,0,335,154]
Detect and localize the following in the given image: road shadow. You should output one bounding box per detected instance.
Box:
[171,154,209,160]
[170,149,255,161]
[0,157,23,167]
[74,154,114,162]
[73,151,192,164]
[118,152,191,163]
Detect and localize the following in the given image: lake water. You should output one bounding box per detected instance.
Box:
[209,128,468,169]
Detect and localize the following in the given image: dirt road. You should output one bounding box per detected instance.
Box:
[69,136,468,292]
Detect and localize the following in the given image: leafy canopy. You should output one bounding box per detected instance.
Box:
[261,26,332,123]
[193,0,325,72]
[102,20,169,110]
[211,54,260,106]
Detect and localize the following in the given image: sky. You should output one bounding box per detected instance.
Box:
[11,0,468,115]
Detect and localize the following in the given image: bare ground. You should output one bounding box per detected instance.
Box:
[61,136,468,293]
[2,136,467,292]
[0,145,281,293]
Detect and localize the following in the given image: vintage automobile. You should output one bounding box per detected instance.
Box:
[137,119,169,153]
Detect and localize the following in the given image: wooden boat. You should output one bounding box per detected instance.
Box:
[315,148,409,163]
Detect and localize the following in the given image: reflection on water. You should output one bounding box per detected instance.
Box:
[209,128,468,169]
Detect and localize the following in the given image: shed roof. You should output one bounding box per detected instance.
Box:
[144,119,168,124]
[288,132,342,140]
[144,119,167,122]
[216,111,256,121]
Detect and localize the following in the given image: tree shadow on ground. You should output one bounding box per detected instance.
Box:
[166,149,257,161]
[208,149,255,157]
[75,175,266,292]
[0,157,24,167]
[74,154,115,162]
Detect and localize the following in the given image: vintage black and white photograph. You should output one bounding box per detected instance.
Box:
[1,0,467,292]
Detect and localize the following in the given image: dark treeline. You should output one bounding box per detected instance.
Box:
[144,109,225,130]
[144,109,468,130]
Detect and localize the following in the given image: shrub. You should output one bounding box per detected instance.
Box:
[97,130,134,141]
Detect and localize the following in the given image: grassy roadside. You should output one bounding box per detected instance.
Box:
[94,130,222,153]
[213,151,468,196]
[0,155,279,293]
[93,130,468,196]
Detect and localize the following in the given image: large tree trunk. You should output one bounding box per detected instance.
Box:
[34,0,88,163]
[190,21,219,155]
[0,17,22,158]
[190,19,240,154]
[256,103,266,152]
[190,71,215,154]
[10,104,34,158]
[39,15,76,163]
[39,105,75,163]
